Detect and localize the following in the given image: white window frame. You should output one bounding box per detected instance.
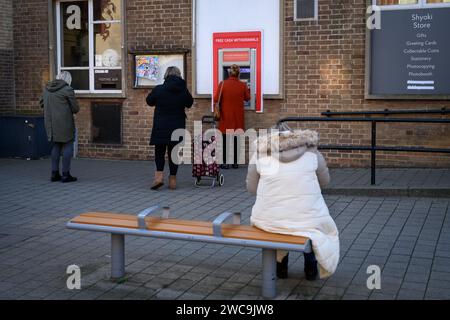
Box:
[294,0,319,21]
[56,0,123,94]
[373,0,450,10]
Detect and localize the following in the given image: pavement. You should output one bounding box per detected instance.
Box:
[0,157,449,300]
[326,167,450,197]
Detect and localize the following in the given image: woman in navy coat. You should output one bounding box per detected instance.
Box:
[146,66,193,190]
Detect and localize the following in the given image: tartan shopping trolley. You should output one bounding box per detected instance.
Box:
[192,116,224,187]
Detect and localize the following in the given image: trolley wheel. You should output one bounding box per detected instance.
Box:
[218,174,224,186]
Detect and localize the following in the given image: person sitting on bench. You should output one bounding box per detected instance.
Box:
[246,123,339,280]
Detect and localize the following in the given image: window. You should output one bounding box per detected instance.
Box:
[91,103,122,144]
[56,0,123,94]
[294,0,318,21]
[375,0,450,7]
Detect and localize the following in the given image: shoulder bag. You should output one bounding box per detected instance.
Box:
[213,82,224,121]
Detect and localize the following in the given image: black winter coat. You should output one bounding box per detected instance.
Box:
[146,75,194,145]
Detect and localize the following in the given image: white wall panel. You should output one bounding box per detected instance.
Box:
[194,0,280,95]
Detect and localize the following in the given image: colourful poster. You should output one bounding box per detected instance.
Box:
[136,55,159,81]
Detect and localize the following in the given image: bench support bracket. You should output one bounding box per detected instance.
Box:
[212,212,241,237]
[138,205,160,229]
[261,249,277,299]
[111,234,125,279]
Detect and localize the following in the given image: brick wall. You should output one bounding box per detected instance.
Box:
[278,0,450,167]
[11,0,450,167]
[188,0,450,167]
[0,0,15,115]
[13,0,50,115]
[76,0,193,160]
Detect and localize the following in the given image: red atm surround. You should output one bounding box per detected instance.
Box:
[212,31,262,113]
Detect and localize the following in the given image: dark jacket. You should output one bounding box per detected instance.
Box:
[146,75,194,145]
[39,79,79,143]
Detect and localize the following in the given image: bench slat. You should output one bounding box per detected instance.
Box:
[80,212,283,237]
[70,213,307,245]
[81,212,215,228]
[79,212,283,237]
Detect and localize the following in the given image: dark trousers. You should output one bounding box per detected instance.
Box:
[51,142,73,174]
[304,251,317,265]
[155,143,178,176]
[222,134,238,165]
[277,250,317,265]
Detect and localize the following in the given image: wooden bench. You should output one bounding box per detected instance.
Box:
[66,205,311,298]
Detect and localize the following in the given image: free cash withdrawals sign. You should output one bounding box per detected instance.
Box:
[370,7,450,96]
[212,31,263,112]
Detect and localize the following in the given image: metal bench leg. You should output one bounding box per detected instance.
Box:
[111,234,125,279]
[262,249,277,299]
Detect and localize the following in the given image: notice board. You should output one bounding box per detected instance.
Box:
[368,7,450,98]
[133,53,185,88]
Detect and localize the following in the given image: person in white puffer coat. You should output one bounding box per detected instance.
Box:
[246,126,340,280]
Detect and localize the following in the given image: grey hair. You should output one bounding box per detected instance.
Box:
[56,71,72,86]
[164,66,182,79]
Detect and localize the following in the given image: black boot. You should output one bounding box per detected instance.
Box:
[276,253,289,279]
[304,251,318,281]
[62,171,77,183]
[51,171,61,182]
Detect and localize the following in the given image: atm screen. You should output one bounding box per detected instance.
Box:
[223,66,251,80]
[240,68,251,81]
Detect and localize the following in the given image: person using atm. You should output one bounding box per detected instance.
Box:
[213,64,250,169]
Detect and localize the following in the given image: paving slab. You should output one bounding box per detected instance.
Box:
[0,158,449,300]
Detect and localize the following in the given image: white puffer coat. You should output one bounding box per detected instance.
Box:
[246,129,340,279]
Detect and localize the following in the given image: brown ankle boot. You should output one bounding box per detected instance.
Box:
[168,175,176,190]
[151,171,164,190]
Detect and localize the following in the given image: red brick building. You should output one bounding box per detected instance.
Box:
[1,0,449,167]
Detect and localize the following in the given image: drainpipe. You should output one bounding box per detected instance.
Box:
[48,0,56,80]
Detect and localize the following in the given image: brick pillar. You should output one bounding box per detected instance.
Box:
[0,0,15,115]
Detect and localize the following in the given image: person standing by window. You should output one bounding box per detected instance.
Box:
[213,64,250,169]
[40,71,79,183]
[146,66,194,190]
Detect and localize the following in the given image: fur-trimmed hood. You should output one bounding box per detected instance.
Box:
[256,129,319,163]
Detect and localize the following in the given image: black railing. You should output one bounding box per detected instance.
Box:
[321,108,450,117]
[277,117,450,185]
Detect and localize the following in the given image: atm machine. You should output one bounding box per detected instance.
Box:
[218,48,256,110]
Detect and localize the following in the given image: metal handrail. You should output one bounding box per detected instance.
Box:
[277,117,450,185]
[322,108,449,117]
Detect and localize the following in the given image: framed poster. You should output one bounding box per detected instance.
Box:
[133,53,186,88]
